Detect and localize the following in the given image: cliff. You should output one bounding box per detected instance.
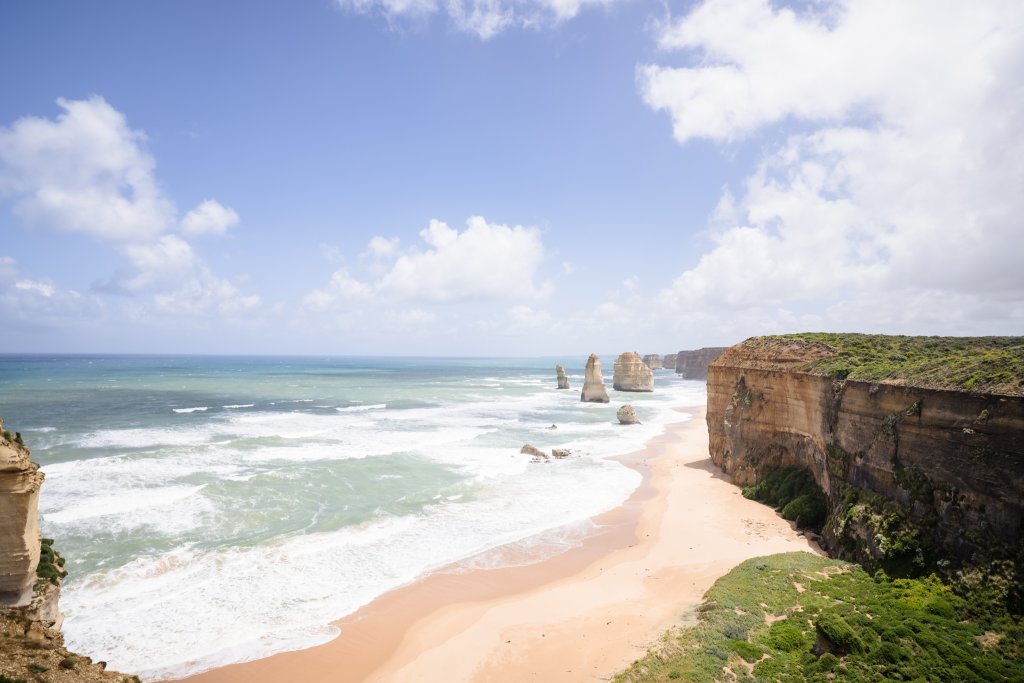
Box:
[661,353,677,369]
[612,352,653,392]
[0,420,43,607]
[0,420,137,682]
[675,347,727,380]
[641,354,662,370]
[706,335,1024,599]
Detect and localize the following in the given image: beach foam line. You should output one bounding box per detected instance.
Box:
[335,404,387,413]
[223,404,255,409]
[173,407,209,414]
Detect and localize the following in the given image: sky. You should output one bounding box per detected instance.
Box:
[1,0,1022,356]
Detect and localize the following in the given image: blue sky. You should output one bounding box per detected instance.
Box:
[1,0,1021,355]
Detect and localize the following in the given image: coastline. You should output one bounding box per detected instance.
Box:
[180,405,821,682]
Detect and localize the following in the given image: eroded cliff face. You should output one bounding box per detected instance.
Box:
[675,347,727,380]
[0,422,43,607]
[707,340,1024,583]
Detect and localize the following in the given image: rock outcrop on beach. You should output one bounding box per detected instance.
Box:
[580,354,610,403]
[706,335,1024,590]
[675,347,727,380]
[642,354,662,370]
[0,420,43,607]
[617,405,639,424]
[521,444,548,459]
[662,353,678,369]
[613,352,653,392]
[556,365,569,390]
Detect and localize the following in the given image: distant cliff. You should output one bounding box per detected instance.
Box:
[675,347,727,380]
[706,335,1024,605]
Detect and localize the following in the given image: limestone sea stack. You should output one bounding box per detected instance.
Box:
[0,421,43,607]
[612,351,654,392]
[580,354,610,403]
[662,353,678,369]
[617,404,639,424]
[642,354,663,370]
[556,364,570,390]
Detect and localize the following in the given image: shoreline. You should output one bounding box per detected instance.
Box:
[181,405,822,683]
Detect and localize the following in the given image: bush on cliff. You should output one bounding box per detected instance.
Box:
[742,467,828,531]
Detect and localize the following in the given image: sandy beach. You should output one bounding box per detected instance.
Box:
[183,406,821,683]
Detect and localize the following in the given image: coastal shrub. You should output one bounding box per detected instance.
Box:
[767,620,807,652]
[780,493,827,528]
[727,638,763,662]
[25,663,47,673]
[36,538,67,585]
[743,467,827,531]
[816,652,840,673]
[0,676,27,683]
[815,612,864,654]
[58,657,75,670]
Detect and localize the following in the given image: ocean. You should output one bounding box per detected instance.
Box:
[0,355,706,680]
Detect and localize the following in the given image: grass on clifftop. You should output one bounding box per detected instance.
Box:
[749,334,1024,395]
[614,552,1024,683]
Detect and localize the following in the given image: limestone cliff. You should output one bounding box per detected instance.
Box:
[675,347,727,380]
[707,336,1024,595]
[641,354,662,370]
[0,420,43,607]
[662,353,678,369]
[580,354,610,403]
[612,352,653,392]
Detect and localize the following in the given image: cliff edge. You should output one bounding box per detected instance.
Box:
[0,420,43,607]
[707,334,1024,605]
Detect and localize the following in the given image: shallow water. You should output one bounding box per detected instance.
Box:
[0,355,706,679]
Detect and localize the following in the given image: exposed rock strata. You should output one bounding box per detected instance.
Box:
[613,352,654,392]
[642,354,663,370]
[675,347,727,380]
[580,354,610,403]
[706,338,1024,584]
[617,405,639,424]
[556,365,569,390]
[0,420,43,607]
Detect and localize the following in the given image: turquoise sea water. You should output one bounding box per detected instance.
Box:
[0,355,706,680]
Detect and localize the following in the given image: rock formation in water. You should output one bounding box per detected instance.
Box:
[0,420,136,682]
[642,354,662,370]
[706,335,1024,594]
[0,420,43,608]
[520,443,548,459]
[613,352,654,392]
[580,354,610,403]
[662,353,678,369]
[551,448,572,458]
[617,405,639,424]
[556,365,569,390]
[675,347,727,380]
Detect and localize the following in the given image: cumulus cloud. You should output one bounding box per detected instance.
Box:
[644,0,1024,337]
[306,216,550,311]
[0,256,90,325]
[180,199,239,237]
[0,96,175,242]
[0,97,258,322]
[337,0,615,39]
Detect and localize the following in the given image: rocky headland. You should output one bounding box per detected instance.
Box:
[580,354,610,403]
[675,347,727,380]
[612,352,653,392]
[0,420,137,683]
[705,334,1024,602]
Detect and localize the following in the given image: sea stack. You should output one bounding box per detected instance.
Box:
[613,352,654,392]
[0,420,43,607]
[617,404,639,424]
[556,364,569,390]
[642,354,663,370]
[662,353,678,369]
[580,354,610,403]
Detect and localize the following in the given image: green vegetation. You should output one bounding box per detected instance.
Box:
[747,333,1024,395]
[0,676,27,683]
[615,552,1024,683]
[742,467,827,530]
[36,538,67,586]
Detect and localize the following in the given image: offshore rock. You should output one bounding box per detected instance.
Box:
[675,347,727,380]
[617,405,639,424]
[520,444,548,459]
[662,353,678,369]
[551,448,572,458]
[642,354,663,370]
[556,365,570,390]
[613,352,654,392]
[0,419,43,607]
[580,354,610,403]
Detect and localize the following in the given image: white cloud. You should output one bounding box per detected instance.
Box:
[365,236,399,259]
[338,0,615,38]
[645,0,1024,337]
[180,199,239,237]
[0,96,174,242]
